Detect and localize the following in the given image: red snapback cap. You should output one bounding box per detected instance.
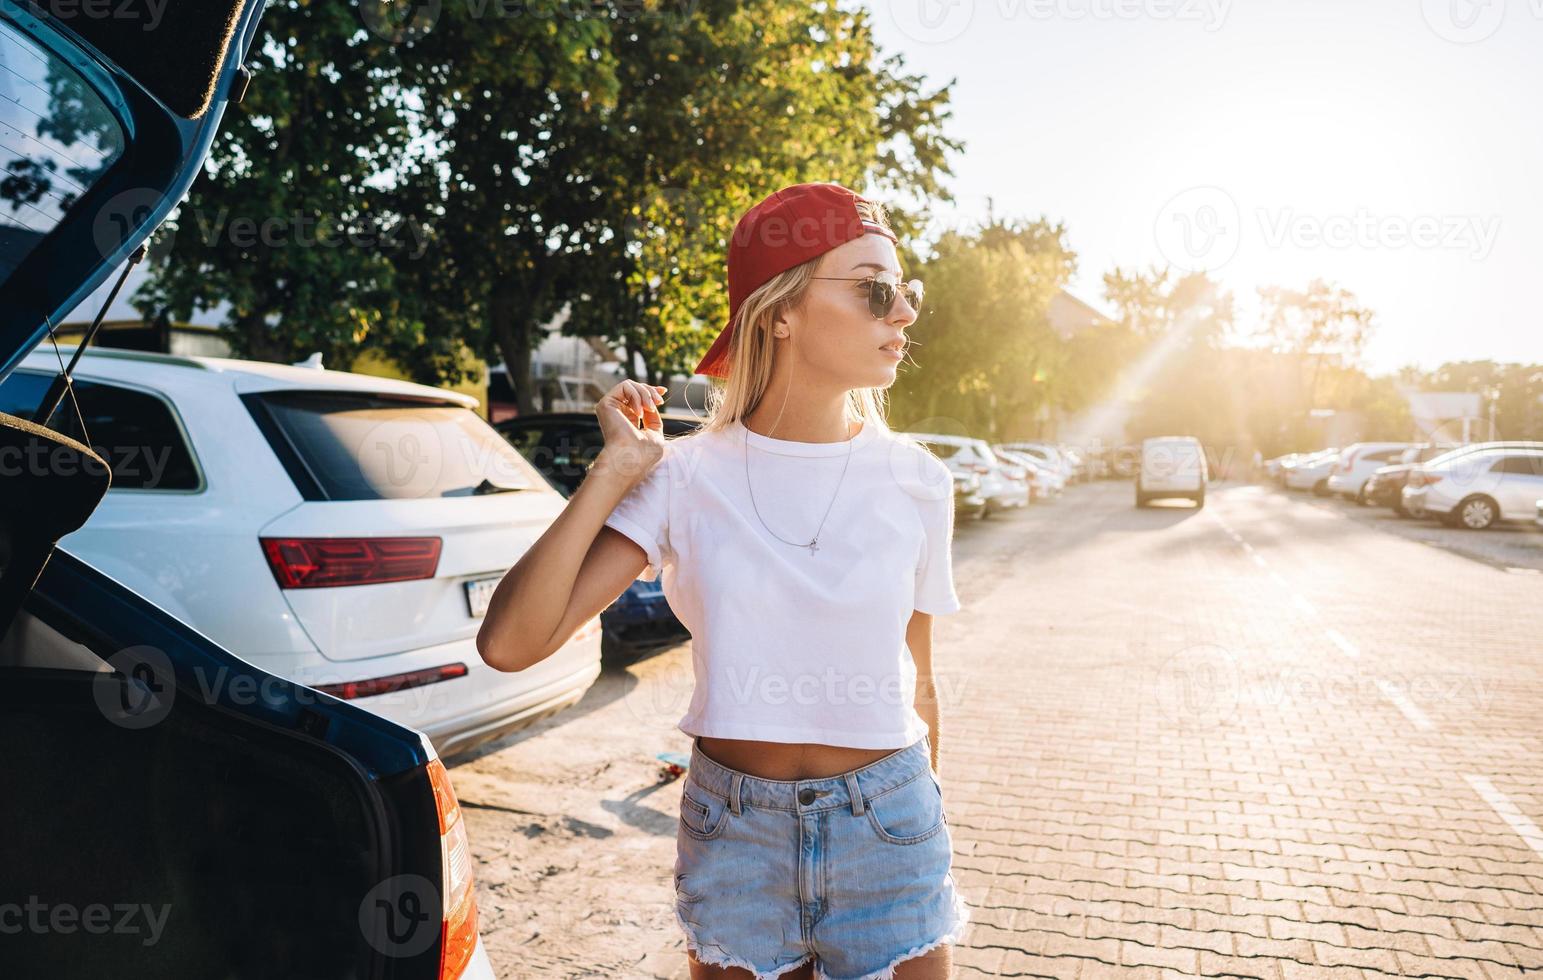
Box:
[693,182,896,379]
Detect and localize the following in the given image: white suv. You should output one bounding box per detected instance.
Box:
[0,347,602,757]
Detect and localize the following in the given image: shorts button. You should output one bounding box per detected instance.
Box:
[798,788,816,805]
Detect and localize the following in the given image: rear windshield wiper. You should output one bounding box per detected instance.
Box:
[472,479,527,495]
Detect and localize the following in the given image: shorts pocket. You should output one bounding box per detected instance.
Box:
[865,771,946,845]
[679,781,731,841]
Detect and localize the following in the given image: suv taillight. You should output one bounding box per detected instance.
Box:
[260,537,442,588]
[429,758,478,979]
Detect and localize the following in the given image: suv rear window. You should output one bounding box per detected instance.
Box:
[247,391,550,501]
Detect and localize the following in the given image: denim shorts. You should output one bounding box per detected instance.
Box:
[672,734,971,980]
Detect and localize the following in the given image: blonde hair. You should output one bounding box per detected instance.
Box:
[698,197,895,438]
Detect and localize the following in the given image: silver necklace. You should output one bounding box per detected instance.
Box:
[743,418,857,556]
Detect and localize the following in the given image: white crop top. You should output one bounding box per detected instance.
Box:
[601,416,961,749]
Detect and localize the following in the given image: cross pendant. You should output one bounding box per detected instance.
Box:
[807,539,820,556]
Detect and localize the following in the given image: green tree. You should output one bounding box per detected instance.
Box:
[134,1,425,367]
[404,0,960,411]
[893,217,1075,439]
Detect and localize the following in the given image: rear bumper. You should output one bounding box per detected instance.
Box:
[1400,484,1452,516]
[1326,473,1356,495]
[292,631,602,759]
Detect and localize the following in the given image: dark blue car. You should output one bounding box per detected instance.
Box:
[0,3,494,976]
[495,410,700,663]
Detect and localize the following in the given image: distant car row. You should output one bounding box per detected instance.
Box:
[1267,441,1543,530]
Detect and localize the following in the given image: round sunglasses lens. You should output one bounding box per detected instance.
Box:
[868,281,896,318]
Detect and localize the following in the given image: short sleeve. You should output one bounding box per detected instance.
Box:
[913,456,961,615]
[602,447,672,582]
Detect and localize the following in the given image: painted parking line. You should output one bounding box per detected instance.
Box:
[1464,774,1543,860]
[1375,679,1434,731]
[1324,628,1361,660]
[1289,593,1317,618]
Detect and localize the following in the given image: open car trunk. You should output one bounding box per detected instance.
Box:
[0,552,453,980]
[1,665,384,978]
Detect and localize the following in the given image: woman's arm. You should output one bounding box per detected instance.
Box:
[475,381,666,672]
[906,609,943,777]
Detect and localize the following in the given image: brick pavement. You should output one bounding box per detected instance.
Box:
[455,480,1543,979]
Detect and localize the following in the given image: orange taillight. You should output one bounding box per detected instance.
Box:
[428,758,478,979]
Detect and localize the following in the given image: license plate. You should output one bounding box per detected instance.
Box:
[464,576,502,618]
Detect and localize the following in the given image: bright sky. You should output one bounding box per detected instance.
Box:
[860,0,1543,376]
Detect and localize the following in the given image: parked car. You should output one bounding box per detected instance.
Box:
[495,411,703,662]
[1282,449,1340,494]
[985,449,1034,506]
[1400,441,1543,518]
[907,432,1024,516]
[994,448,1063,501]
[997,441,1075,488]
[0,347,603,760]
[953,470,988,521]
[1364,445,1460,515]
[1135,435,1208,507]
[1402,449,1543,529]
[1060,447,1088,483]
[0,3,495,977]
[1326,442,1415,502]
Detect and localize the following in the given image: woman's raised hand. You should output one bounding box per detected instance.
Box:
[594,379,669,484]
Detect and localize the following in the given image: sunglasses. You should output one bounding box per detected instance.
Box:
[810,272,925,319]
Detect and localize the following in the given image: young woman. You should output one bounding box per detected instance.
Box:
[477,182,968,980]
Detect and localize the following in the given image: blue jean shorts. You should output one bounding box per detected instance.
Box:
[672,734,971,980]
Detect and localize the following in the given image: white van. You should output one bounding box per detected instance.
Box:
[1136,436,1209,507]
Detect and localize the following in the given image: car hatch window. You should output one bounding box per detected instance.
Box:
[0,20,127,287]
[0,369,199,490]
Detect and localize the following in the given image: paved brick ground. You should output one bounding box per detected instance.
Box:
[454,480,1543,979]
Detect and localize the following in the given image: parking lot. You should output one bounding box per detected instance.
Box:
[452,478,1543,978]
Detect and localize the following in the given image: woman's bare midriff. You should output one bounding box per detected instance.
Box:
[695,736,901,781]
